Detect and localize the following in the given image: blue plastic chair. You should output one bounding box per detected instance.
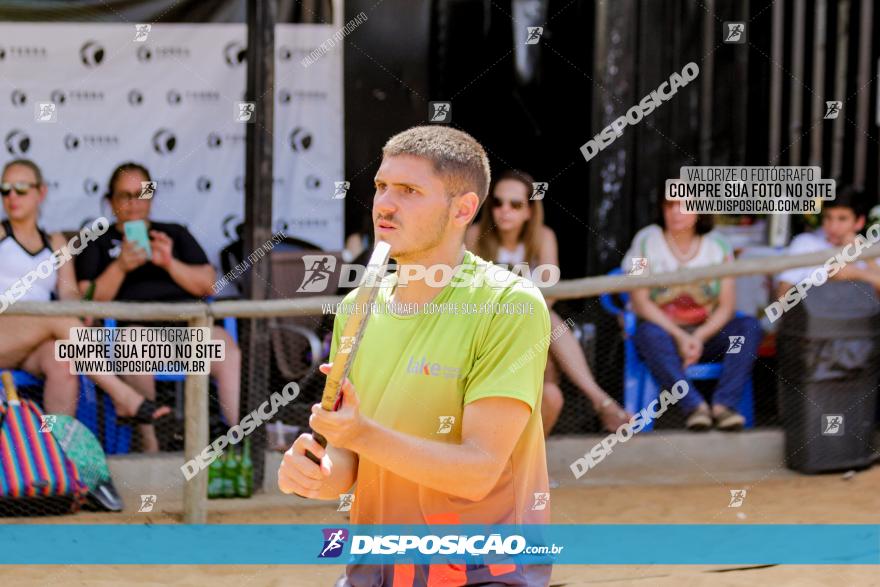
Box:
[102,315,238,453]
[599,268,755,430]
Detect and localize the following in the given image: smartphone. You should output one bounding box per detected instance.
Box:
[123,220,152,260]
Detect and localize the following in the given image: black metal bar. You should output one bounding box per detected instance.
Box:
[586,0,637,276]
[241,0,276,489]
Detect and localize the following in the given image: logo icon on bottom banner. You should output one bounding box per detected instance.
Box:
[319,528,349,558]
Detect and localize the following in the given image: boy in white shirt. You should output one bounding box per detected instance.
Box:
[777,187,880,297]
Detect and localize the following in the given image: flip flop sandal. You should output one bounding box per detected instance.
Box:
[117,398,171,426]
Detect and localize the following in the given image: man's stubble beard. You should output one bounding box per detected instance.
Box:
[389,201,452,264]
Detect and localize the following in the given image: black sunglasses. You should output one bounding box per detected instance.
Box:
[0,181,39,197]
[492,198,526,210]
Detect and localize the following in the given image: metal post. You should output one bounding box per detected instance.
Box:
[242,0,276,488]
[809,0,827,167]
[587,0,637,275]
[830,0,850,180]
[853,0,873,190]
[183,313,211,524]
[767,0,788,246]
[699,0,715,164]
[790,0,806,166]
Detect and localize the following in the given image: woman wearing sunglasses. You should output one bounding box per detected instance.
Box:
[466,169,631,435]
[0,159,170,439]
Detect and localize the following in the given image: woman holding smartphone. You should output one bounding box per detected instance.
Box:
[0,158,170,436]
[76,162,241,451]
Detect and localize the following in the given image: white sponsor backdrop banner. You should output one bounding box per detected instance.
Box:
[0,23,343,269]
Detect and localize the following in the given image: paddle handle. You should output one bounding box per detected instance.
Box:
[305,432,328,465]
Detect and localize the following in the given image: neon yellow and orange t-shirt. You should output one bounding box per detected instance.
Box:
[328,250,552,586]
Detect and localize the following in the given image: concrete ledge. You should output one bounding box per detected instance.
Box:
[106,429,877,502]
[549,430,793,486]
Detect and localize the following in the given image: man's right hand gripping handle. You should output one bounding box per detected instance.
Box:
[277,433,333,499]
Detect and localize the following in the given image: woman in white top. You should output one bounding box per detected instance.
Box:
[621,185,762,431]
[0,159,170,434]
[466,169,630,435]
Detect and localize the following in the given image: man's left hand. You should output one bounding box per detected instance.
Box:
[310,363,363,450]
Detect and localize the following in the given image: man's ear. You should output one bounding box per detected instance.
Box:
[453,192,480,226]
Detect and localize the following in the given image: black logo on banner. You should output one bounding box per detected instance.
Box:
[167,90,219,106]
[138,45,190,62]
[10,90,26,106]
[152,129,177,154]
[154,178,175,192]
[83,178,100,196]
[50,89,66,105]
[206,132,244,149]
[305,175,321,190]
[278,46,310,61]
[278,89,327,104]
[223,41,246,66]
[5,130,30,155]
[64,134,119,151]
[289,127,313,152]
[286,218,327,229]
[80,41,105,67]
[197,176,212,192]
[128,89,144,106]
[222,214,241,240]
[0,45,47,60]
[234,176,283,191]
[50,89,104,105]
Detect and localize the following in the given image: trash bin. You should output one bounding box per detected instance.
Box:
[777,281,880,473]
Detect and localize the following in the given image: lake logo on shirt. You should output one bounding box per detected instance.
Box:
[406,356,462,379]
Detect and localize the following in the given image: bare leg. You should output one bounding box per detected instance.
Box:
[19,340,79,416]
[209,326,241,426]
[541,356,563,437]
[546,311,631,431]
[0,316,169,420]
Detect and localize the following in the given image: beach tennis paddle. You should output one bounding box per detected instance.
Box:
[305,240,392,465]
[50,414,124,511]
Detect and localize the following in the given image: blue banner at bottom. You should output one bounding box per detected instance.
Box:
[0,525,877,565]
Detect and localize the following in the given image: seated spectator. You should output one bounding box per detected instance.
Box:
[0,158,170,433]
[466,169,630,435]
[777,186,880,296]
[622,185,761,431]
[344,215,373,264]
[75,162,241,451]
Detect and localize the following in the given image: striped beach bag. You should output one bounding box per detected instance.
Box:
[0,372,88,516]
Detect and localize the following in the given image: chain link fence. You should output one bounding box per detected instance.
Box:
[4,244,880,518]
